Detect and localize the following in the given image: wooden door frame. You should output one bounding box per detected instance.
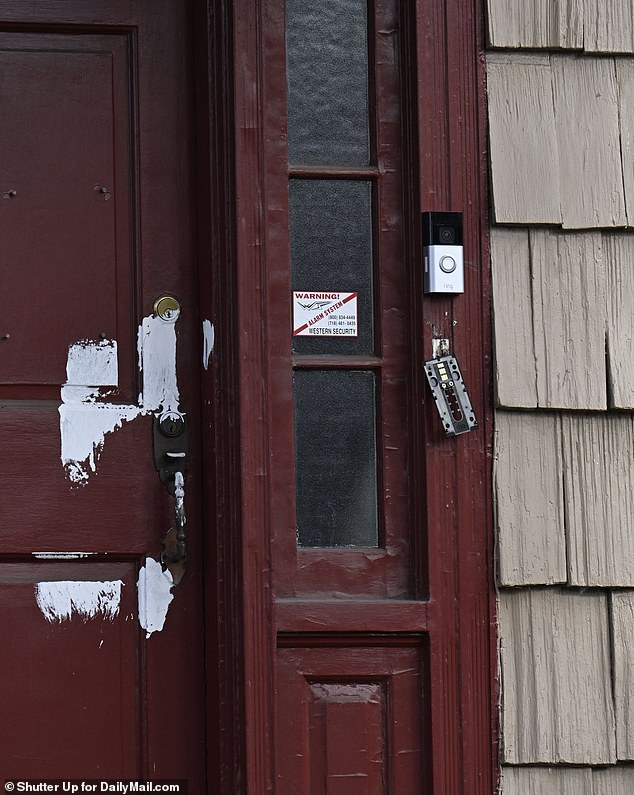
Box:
[196,0,496,792]
[194,0,245,789]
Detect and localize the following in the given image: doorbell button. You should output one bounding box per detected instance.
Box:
[439,255,457,274]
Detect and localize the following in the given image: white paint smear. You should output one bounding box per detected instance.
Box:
[137,557,174,638]
[137,315,179,412]
[32,552,96,559]
[35,580,123,622]
[59,389,141,483]
[66,339,118,386]
[60,314,182,484]
[202,319,214,370]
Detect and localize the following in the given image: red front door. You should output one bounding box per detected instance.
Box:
[0,1,205,783]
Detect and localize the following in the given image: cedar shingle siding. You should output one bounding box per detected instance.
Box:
[487,1,634,789]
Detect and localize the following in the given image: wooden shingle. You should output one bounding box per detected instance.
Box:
[552,56,626,229]
[495,412,566,586]
[593,765,634,793]
[499,589,616,764]
[562,414,634,586]
[487,55,561,225]
[584,0,634,54]
[486,0,583,49]
[610,592,634,759]
[490,228,537,408]
[500,766,592,795]
[531,230,606,410]
[604,233,634,408]
[616,60,634,226]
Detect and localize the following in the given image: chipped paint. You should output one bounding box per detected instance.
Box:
[35,580,123,622]
[137,557,174,638]
[32,552,96,559]
[202,319,214,370]
[60,312,182,483]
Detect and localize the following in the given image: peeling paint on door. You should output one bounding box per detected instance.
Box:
[35,580,123,622]
[59,313,182,484]
[137,557,174,638]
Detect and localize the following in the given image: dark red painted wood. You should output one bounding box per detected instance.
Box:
[413,1,496,794]
[0,1,205,784]
[232,0,277,789]
[276,642,425,794]
[0,562,139,777]
[232,0,495,793]
[194,0,246,791]
[271,0,412,601]
[0,33,134,393]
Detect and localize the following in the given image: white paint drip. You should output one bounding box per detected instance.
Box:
[202,319,214,370]
[32,552,96,559]
[35,580,123,622]
[59,313,182,484]
[137,557,174,638]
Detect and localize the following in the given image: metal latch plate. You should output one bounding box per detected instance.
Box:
[424,355,478,436]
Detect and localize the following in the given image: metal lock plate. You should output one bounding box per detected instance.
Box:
[153,411,189,494]
[424,355,478,436]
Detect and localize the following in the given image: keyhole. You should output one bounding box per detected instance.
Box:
[159,412,185,437]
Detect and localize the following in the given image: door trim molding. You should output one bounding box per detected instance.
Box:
[195,0,247,790]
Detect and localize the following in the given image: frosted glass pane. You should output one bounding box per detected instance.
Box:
[295,370,378,547]
[286,0,370,165]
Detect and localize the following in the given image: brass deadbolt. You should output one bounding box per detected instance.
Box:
[154,295,181,322]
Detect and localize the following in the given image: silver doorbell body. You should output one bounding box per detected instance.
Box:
[423,211,464,294]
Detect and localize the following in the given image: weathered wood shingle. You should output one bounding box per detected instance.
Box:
[499,588,616,764]
[490,228,537,408]
[584,0,634,54]
[604,233,634,408]
[500,766,593,795]
[616,61,634,226]
[487,55,561,225]
[610,592,634,759]
[562,414,634,586]
[531,230,606,410]
[488,0,634,53]
[551,56,626,229]
[495,412,566,586]
[593,765,634,793]
[486,0,583,49]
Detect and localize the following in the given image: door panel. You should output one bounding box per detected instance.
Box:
[1,562,139,777]
[0,33,134,390]
[276,641,425,794]
[0,1,204,783]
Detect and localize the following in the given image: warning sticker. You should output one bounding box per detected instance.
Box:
[293,291,358,337]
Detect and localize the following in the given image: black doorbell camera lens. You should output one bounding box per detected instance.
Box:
[438,226,456,244]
